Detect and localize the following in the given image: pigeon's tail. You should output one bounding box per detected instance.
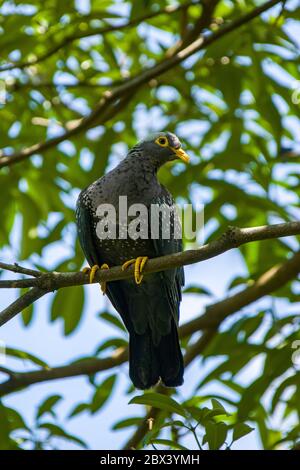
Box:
[157,319,184,388]
[129,331,160,390]
[129,320,184,390]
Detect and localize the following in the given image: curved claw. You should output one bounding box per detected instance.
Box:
[121,258,135,271]
[99,263,109,294]
[82,263,110,294]
[89,264,100,284]
[122,256,148,285]
[82,267,91,274]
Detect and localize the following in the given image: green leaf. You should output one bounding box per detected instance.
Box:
[130,0,152,20]
[5,347,48,368]
[161,420,186,429]
[271,375,300,413]
[20,289,34,326]
[38,423,88,448]
[36,395,62,419]
[98,311,126,332]
[51,285,84,335]
[68,403,90,419]
[112,417,143,430]
[203,421,228,450]
[6,407,29,431]
[129,393,186,418]
[211,399,228,415]
[232,423,254,443]
[0,404,11,450]
[237,376,269,420]
[95,337,127,355]
[91,375,116,413]
[183,285,213,296]
[151,439,188,450]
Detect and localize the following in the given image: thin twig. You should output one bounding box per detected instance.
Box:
[273,0,288,26]
[0,366,16,378]
[0,262,42,277]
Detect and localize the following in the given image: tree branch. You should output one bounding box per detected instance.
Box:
[1,244,299,398]
[0,221,299,327]
[0,348,128,397]
[8,79,119,92]
[0,287,48,327]
[0,0,281,169]
[0,366,16,378]
[0,262,42,277]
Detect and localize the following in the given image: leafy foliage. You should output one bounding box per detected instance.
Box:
[0,0,300,450]
[127,392,253,450]
[0,396,87,450]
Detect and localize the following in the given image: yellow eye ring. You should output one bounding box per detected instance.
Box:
[155,136,168,147]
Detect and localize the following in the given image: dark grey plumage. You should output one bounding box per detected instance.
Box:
[76,132,187,389]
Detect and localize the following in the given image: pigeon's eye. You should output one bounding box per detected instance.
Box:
[156,137,168,147]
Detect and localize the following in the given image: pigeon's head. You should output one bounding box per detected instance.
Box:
[137,132,190,167]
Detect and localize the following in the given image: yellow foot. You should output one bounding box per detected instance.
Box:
[82,263,109,294]
[122,256,148,285]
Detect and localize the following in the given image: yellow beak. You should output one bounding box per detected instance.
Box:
[171,147,190,163]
